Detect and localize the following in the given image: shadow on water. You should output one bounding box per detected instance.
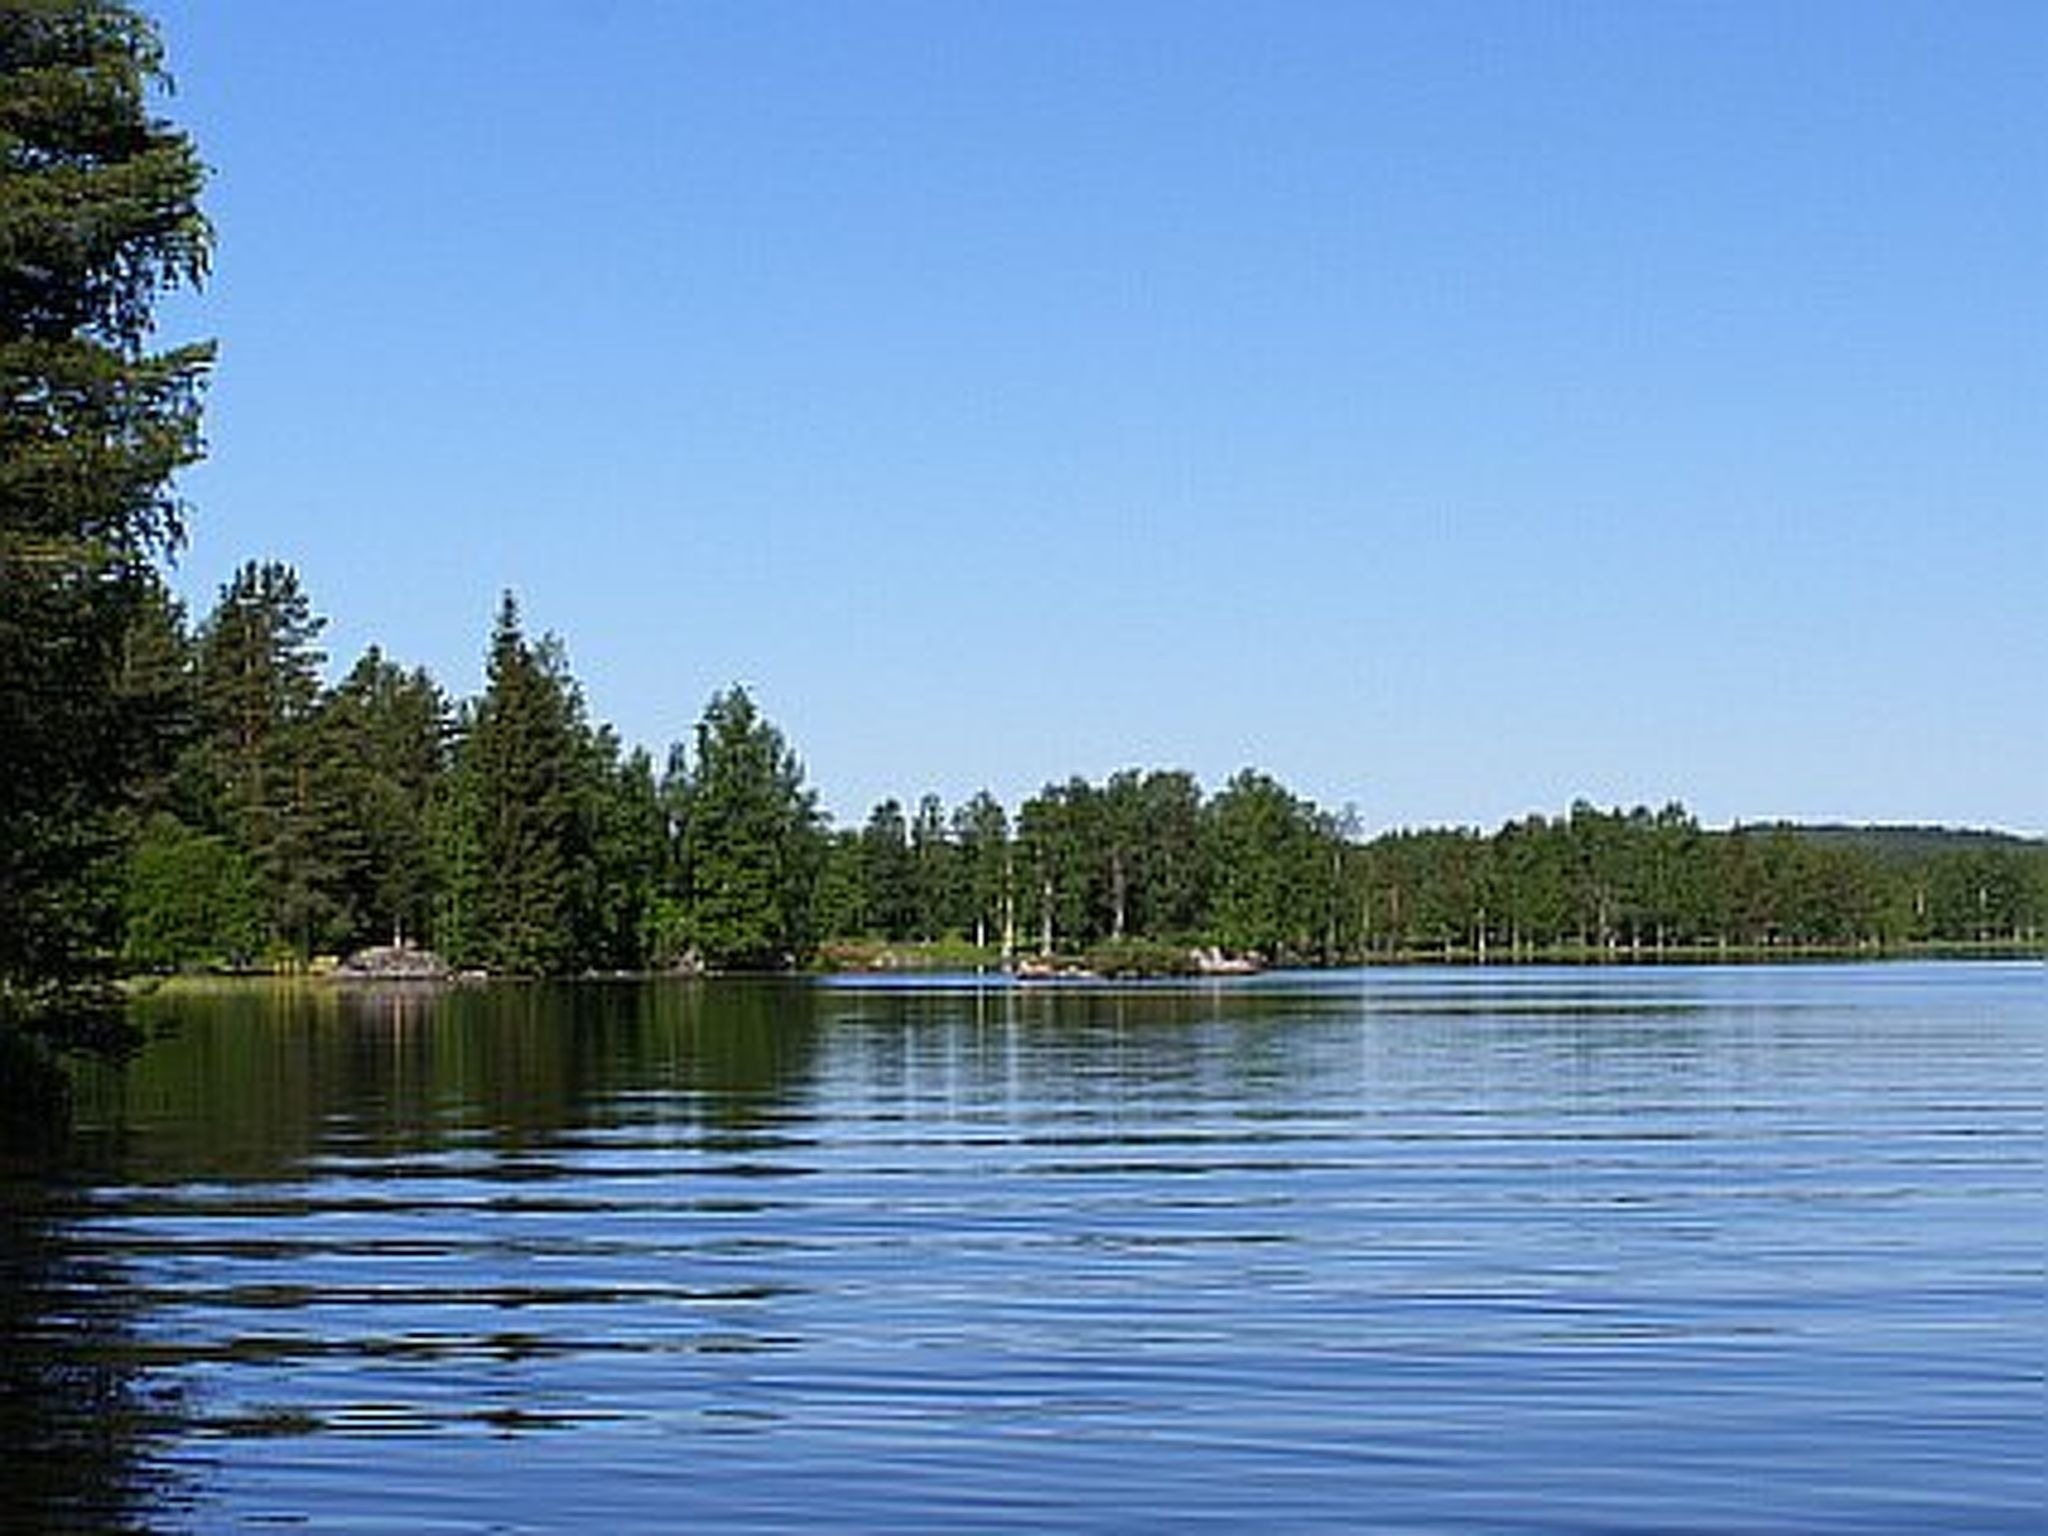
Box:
[74,977,827,1184]
[7,980,831,1523]
[71,972,1753,1185]
[0,1172,189,1532]
[2,1037,186,1527]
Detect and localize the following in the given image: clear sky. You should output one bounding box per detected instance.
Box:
[147,1,2043,836]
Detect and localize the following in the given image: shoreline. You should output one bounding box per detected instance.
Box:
[122,937,2044,993]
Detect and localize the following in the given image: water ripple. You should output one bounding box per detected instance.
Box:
[17,963,2043,1532]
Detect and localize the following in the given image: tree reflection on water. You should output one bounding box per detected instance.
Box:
[0,1176,189,1532]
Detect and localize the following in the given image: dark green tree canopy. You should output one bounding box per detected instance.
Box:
[188,561,337,952]
[673,686,823,970]
[2,0,210,1076]
[312,646,449,950]
[858,797,913,941]
[450,593,593,975]
[2,0,212,553]
[196,560,326,765]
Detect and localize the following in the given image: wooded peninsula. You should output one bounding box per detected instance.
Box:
[103,563,2048,985]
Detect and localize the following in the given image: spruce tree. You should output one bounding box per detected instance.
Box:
[582,737,666,972]
[1,0,212,1079]
[908,793,955,940]
[448,596,584,973]
[858,799,914,941]
[672,687,822,970]
[194,561,335,957]
[312,647,448,951]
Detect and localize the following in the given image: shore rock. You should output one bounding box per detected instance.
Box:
[334,943,452,982]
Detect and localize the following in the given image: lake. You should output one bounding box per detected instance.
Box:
[4,963,2040,1532]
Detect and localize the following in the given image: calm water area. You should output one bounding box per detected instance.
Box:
[3,963,2041,1532]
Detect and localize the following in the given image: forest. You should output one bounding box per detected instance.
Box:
[106,560,2048,978]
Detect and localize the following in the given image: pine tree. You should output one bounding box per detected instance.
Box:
[451,595,589,974]
[312,647,448,950]
[909,793,954,941]
[194,561,335,956]
[810,828,870,946]
[859,799,914,940]
[2,0,212,1078]
[582,737,666,971]
[672,687,822,970]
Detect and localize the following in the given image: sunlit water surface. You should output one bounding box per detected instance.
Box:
[4,963,2041,1531]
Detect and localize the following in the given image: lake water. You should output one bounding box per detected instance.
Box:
[4,963,2041,1532]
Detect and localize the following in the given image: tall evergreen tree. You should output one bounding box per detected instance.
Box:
[809,828,870,947]
[908,792,954,940]
[1,0,212,1081]
[671,687,822,970]
[581,737,666,971]
[194,560,333,954]
[450,595,590,974]
[311,647,448,950]
[859,799,914,941]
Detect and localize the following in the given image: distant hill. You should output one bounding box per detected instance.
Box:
[1752,823,2047,863]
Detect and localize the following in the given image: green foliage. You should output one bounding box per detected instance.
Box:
[89,612,2048,980]
[1201,770,1333,961]
[0,0,213,552]
[581,740,666,971]
[909,792,954,941]
[1,0,210,1062]
[858,798,914,940]
[308,647,448,950]
[802,775,2043,965]
[192,560,338,952]
[94,575,2048,981]
[809,829,869,947]
[447,595,592,975]
[1122,770,1206,938]
[951,790,1012,952]
[1349,810,2047,957]
[671,686,823,970]
[1015,778,1098,955]
[120,811,258,969]
[1084,936,1198,977]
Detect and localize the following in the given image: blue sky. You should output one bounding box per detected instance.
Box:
[148,1,2043,835]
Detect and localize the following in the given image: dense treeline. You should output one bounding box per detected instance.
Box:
[113,568,825,975]
[1349,807,2046,959]
[104,563,2048,976]
[826,782,2046,964]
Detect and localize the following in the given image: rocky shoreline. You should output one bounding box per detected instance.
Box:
[331,943,470,983]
